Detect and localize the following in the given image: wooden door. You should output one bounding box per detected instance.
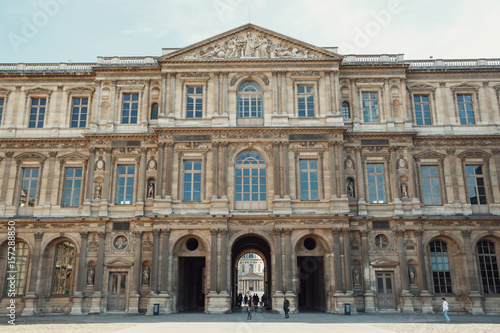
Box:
[376,272,395,309]
[107,272,127,311]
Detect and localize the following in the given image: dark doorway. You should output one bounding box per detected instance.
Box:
[178,256,205,312]
[231,235,272,310]
[297,256,326,311]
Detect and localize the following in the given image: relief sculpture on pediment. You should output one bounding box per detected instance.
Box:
[184,32,318,60]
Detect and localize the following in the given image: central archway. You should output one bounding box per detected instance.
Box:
[231,234,272,310]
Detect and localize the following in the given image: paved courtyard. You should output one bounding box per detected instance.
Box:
[5,308,500,333]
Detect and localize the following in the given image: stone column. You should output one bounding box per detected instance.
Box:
[223,72,229,115]
[285,229,293,293]
[150,229,160,295]
[42,152,57,205]
[462,230,484,314]
[396,230,410,293]
[93,232,106,295]
[273,141,281,198]
[137,148,147,203]
[389,147,399,202]
[0,152,14,204]
[110,80,117,123]
[214,72,220,114]
[355,148,366,202]
[273,71,279,114]
[360,230,375,312]
[142,79,150,123]
[209,229,218,294]
[101,149,112,203]
[76,232,89,293]
[161,73,167,117]
[219,229,228,294]
[333,70,341,115]
[281,71,288,115]
[273,229,283,293]
[132,231,143,295]
[160,229,171,294]
[22,232,43,316]
[343,230,352,293]
[212,143,219,198]
[221,142,228,197]
[407,147,417,200]
[165,142,174,198]
[85,149,96,202]
[446,149,460,204]
[415,230,433,313]
[283,142,290,197]
[156,142,165,198]
[332,229,343,293]
[92,80,101,124]
[337,143,345,197]
[279,143,286,197]
[328,141,337,198]
[169,73,176,117]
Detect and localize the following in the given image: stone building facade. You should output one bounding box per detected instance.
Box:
[0,24,499,315]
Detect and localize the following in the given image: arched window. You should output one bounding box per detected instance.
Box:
[342,101,350,119]
[52,241,75,295]
[151,103,159,120]
[429,240,452,293]
[237,82,263,119]
[4,241,29,296]
[235,151,266,209]
[477,240,500,294]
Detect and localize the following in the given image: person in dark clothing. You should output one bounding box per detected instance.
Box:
[283,297,290,318]
[247,302,252,320]
[244,294,248,305]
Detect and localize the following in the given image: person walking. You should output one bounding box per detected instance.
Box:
[441,297,451,323]
[247,301,252,320]
[283,297,290,318]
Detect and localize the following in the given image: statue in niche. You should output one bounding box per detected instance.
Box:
[87,266,95,286]
[94,183,102,199]
[353,266,361,285]
[408,265,416,285]
[142,266,150,286]
[401,182,408,198]
[347,179,355,198]
[147,182,155,198]
[345,158,354,170]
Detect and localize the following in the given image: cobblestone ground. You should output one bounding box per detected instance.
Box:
[4,308,499,333]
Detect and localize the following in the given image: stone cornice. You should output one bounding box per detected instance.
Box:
[414,135,500,147]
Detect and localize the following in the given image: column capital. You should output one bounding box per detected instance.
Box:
[34,232,44,240]
[332,228,341,236]
[210,229,218,236]
[360,230,369,238]
[395,230,405,237]
[79,231,89,239]
[97,231,106,239]
[284,229,292,236]
[218,229,228,236]
[414,230,424,237]
[152,229,161,237]
[5,151,14,158]
[133,231,143,238]
[162,229,171,237]
[461,230,472,238]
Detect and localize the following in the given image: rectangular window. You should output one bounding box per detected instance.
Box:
[29,98,46,128]
[183,160,202,201]
[116,165,135,205]
[71,98,88,128]
[466,165,487,205]
[0,98,4,124]
[186,86,203,118]
[20,168,39,207]
[414,95,432,125]
[298,85,314,117]
[457,94,475,125]
[63,168,83,207]
[342,102,350,119]
[420,166,442,205]
[367,163,386,203]
[299,160,319,200]
[362,92,379,122]
[121,93,139,124]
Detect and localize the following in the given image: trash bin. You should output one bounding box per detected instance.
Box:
[344,303,351,315]
[153,303,159,315]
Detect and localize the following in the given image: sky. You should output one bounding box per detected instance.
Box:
[0,0,498,64]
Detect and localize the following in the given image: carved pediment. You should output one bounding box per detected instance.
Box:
[0,86,12,96]
[450,82,481,91]
[26,87,53,95]
[58,152,89,160]
[458,149,491,159]
[105,257,134,266]
[160,24,342,61]
[370,258,399,267]
[407,83,437,91]
[15,152,47,161]
[413,151,446,160]
[66,86,95,94]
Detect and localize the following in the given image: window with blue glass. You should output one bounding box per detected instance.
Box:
[414,95,432,125]
[367,163,386,203]
[183,160,202,201]
[63,168,83,207]
[420,166,441,205]
[29,98,46,128]
[121,93,139,124]
[300,160,318,200]
[151,103,159,120]
[186,86,203,118]
[0,98,4,124]
[71,98,88,128]
[466,165,487,205]
[362,92,379,122]
[477,240,500,294]
[298,85,314,117]
[116,165,135,205]
[3,242,29,296]
[235,151,266,209]
[20,168,38,207]
[457,94,475,125]
[237,82,263,118]
[342,101,350,119]
[430,240,452,293]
